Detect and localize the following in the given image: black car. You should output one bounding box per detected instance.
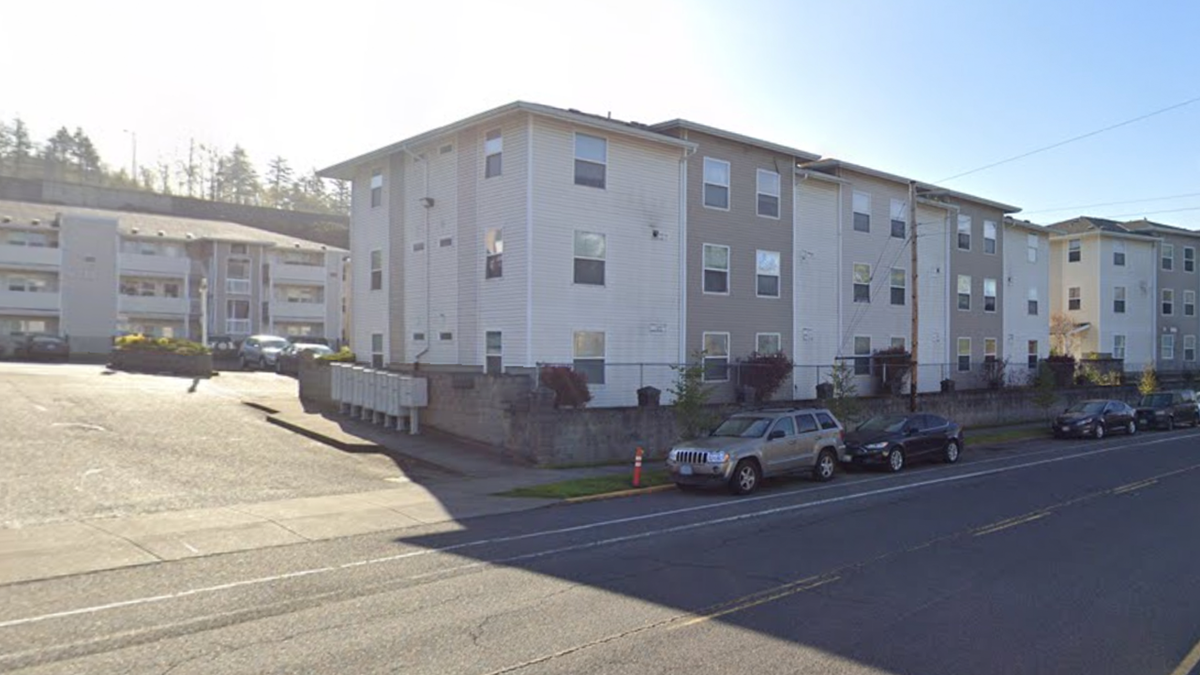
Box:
[1135,391,1200,430]
[1053,399,1137,439]
[13,334,70,362]
[842,413,965,473]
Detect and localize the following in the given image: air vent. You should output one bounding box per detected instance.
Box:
[439,144,453,154]
[439,332,453,341]
[439,237,453,247]
[412,332,426,341]
[413,242,425,252]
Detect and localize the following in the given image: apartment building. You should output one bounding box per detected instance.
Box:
[318,101,692,406]
[650,119,819,401]
[1124,219,1200,371]
[0,199,346,354]
[1003,218,1052,383]
[1048,217,1158,369]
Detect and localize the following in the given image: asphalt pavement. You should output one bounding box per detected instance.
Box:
[3,423,1199,674]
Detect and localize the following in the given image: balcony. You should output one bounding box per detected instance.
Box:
[0,290,60,312]
[0,244,61,269]
[226,278,251,295]
[272,263,328,284]
[271,301,326,321]
[225,318,251,335]
[119,252,190,276]
[119,295,190,317]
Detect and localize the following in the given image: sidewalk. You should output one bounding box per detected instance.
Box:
[0,398,631,586]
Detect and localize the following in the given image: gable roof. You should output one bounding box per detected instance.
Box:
[1048,216,1160,240]
[648,119,820,161]
[318,101,697,180]
[1122,218,1200,239]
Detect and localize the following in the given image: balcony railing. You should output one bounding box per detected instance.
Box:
[226,278,251,295]
[225,318,251,334]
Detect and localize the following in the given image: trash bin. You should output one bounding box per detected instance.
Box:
[637,386,661,408]
[816,382,834,400]
[940,378,956,393]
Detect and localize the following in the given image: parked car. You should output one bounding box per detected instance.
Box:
[275,343,334,376]
[12,334,70,362]
[1053,399,1137,439]
[286,335,330,347]
[666,408,845,495]
[238,335,290,370]
[207,336,241,361]
[842,413,964,473]
[1135,391,1200,430]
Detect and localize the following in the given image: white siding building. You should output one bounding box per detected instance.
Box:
[320,102,693,406]
[1003,218,1052,384]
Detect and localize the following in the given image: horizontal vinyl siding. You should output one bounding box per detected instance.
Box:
[529,117,683,407]
[794,177,841,398]
[350,167,390,360]
[1002,226,1050,382]
[915,204,951,392]
[948,202,1006,369]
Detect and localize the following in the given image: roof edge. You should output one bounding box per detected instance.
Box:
[650,119,820,161]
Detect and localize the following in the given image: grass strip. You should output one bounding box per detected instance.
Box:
[501,469,671,499]
[969,426,1051,445]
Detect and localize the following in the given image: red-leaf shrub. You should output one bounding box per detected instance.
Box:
[740,352,794,402]
[539,366,593,408]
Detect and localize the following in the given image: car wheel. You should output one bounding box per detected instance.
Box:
[275,362,283,374]
[1167,416,1175,431]
[239,356,249,370]
[1126,420,1137,435]
[1094,423,1105,439]
[812,449,836,482]
[728,459,761,495]
[886,448,905,473]
[943,440,961,464]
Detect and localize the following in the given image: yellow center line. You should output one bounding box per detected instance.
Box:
[1112,478,1158,495]
[973,511,1051,537]
[1170,635,1200,675]
[676,576,841,628]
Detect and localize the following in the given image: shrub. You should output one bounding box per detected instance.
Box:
[871,347,910,395]
[825,360,860,424]
[1139,364,1159,397]
[114,334,210,355]
[982,357,1008,390]
[539,366,592,408]
[1032,362,1057,419]
[319,346,356,362]
[671,352,717,440]
[1044,352,1077,387]
[739,351,794,402]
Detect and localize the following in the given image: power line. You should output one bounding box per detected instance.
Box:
[935,93,1200,184]
[1104,205,1200,220]
[1022,192,1200,216]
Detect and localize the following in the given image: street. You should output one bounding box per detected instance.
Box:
[2,419,1199,673]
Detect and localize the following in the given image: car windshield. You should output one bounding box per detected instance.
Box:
[301,345,333,355]
[856,415,909,433]
[1139,394,1172,407]
[711,417,771,438]
[1066,401,1107,414]
[260,338,289,349]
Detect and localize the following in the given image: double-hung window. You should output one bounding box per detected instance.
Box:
[1068,239,1081,263]
[756,169,780,218]
[756,250,780,297]
[369,249,382,291]
[853,263,871,303]
[983,220,997,254]
[703,244,730,294]
[890,268,906,305]
[1113,335,1126,360]
[1163,288,1175,316]
[572,331,605,384]
[1187,335,1197,362]
[573,231,606,285]
[1114,286,1126,314]
[984,338,998,362]
[703,158,730,209]
[1186,247,1196,273]
[1163,243,1175,271]
[1187,290,1197,317]
[1162,334,1175,361]
[485,228,503,279]
[1068,286,1081,311]
[852,192,870,232]
[1113,240,1126,266]
[371,333,384,369]
[756,332,781,355]
[890,199,906,239]
[370,170,383,208]
[957,216,971,250]
[1027,340,1039,369]
[1027,287,1039,315]
[702,332,730,382]
[484,130,502,178]
[485,331,502,375]
[984,278,997,312]
[957,275,971,310]
[1027,233,1038,263]
[853,336,871,376]
[574,134,607,189]
[957,338,971,372]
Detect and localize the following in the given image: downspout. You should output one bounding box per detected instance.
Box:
[402,146,431,368]
[679,138,694,366]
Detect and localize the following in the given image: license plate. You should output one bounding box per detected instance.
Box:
[1061,426,1069,432]
[679,464,693,476]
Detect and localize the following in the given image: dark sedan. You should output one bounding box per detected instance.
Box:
[275,343,333,376]
[1134,391,1199,430]
[1053,399,1137,439]
[842,413,964,473]
[13,334,70,362]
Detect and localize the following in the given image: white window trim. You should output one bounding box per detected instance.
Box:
[484,329,503,374]
[957,216,972,251]
[755,332,782,355]
[573,230,606,286]
[983,278,997,313]
[1162,334,1176,361]
[1027,233,1038,263]
[1163,243,1175,270]
[484,129,502,178]
[1186,246,1196,273]
[756,169,780,220]
[1068,238,1081,262]
[573,132,607,190]
[1068,286,1081,311]
[890,336,907,351]
[703,243,731,296]
[852,191,871,233]
[755,249,780,299]
[984,338,998,360]
[701,331,731,382]
[957,337,972,372]
[1163,288,1175,316]
[852,262,872,303]
[889,199,907,239]
[852,335,872,376]
[890,267,906,306]
[957,275,972,312]
[1113,335,1126,360]
[703,157,731,211]
[983,220,997,255]
[1113,241,1126,266]
[1114,286,1127,314]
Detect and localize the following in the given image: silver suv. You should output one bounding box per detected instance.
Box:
[666,408,846,495]
[238,335,290,370]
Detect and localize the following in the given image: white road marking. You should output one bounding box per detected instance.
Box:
[50,423,107,433]
[1,431,1196,631]
[32,405,47,413]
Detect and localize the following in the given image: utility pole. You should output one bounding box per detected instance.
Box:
[909,181,919,413]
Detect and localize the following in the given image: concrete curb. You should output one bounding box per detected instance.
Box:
[560,483,677,504]
[265,414,380,453]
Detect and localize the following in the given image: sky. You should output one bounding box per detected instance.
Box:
[5,0,1199,227]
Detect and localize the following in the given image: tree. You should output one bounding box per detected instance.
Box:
[824,361,861,424]
[11,118,34,175]
[331,179,351,214]
[265,156,294,208]
[220,145,261,204]
[0,120,12,173]
[1049,312,1080,357]
[70,127,102,177]
[670,351,716,440]
[43,126,75,173]
[1139,364,1159,397]
[1032,362,1058,420]
[739,351,794,402]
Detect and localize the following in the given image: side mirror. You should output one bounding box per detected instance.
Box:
[768,430,786,440]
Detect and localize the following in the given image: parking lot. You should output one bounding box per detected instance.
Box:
[0,362,420,528]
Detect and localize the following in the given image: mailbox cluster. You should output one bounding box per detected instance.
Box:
[330,363,429,435]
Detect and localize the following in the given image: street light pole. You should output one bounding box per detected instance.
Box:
[199,277,209,347]
[909,181,919,413]
[122,129,138,184]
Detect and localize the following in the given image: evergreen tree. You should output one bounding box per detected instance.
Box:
[220,145,261,204]
[11,118,34,169]
[70,127,102,176]
[266,155,293,208]
[0,120,12,173]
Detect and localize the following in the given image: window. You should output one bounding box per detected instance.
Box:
[1187,290,1197,317]
[853,192,870,232]
[1027,233,1038,263]
[957,215,971,250]
[163,282,180,298]
[412,242,425,252]
[756,250,780,297]
[984,220,997,255]
[890,336,906,350]
[439,331,453,341]
[484,130,502,178]
[984,338,998,362]
[957,338,971,372]
[573,331,606,384]
[853,263,871,303]
[485,331,502,375]
[703,158,730,209]
[574,134,607,189]
[770,417,795,438]
[984,278,997,312]
[1187,247,1196,273]
[412,332,425,342]
[1113,335,1126,360]
[703,244,730,294]
[226,299,250,334]
[230,243,248,256]
[1162,334,1175,361]
[371,333,383,368]
[1068,287,1081,311]
[702,332,729,382]
[890,268,906,305]
[816,412,838,430]
[370,170,383,208]
[439,237,453,248]
[1163,289,1175,316]
[1028,287,1039,316]
[957,275,971,310]
[1163,243,1175,271]
[227,259,249,279]
[756,169,780,218]
[573,231,606,285]
[1187,335,1197,362]
[796,414,818,433]
[1027,340,1039,369]
[1068,239,1081,263]
[756,332,781,355]
[370,249,382,291]
[1113,240,1126,266]
[890,199,906,239]
[485,228,503,279]
[853,336,871,376]
[1114,286,1126,314]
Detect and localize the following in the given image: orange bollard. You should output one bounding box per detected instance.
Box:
[632,447,644,487]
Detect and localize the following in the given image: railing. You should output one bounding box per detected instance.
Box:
[329,362,428,434]
[226,278,251,295]
[225,318,251,334]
